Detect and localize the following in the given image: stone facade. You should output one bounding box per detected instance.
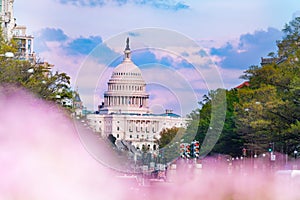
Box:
[1,0,35,62]
[12,26,35,62]
[0,0,15,40]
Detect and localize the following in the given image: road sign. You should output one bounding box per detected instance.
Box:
[271,154,276,161]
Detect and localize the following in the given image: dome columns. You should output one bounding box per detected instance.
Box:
[104,95,148,108]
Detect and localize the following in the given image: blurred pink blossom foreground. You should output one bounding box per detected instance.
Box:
[0,87,300,200]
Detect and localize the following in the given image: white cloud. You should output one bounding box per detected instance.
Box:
[142,66,200,115]
[58,0,190,11]
[75,58,113,110]
[15,0,298,40]
[37,41,86,84]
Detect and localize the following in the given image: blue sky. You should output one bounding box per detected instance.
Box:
[13,0,300,115]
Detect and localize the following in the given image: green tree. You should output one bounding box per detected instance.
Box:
[0,29,74,108]
[236,17,300,155]
[235,85,285,154]
[155,127,188,163]
[157,127,180,148]
[186,89,243,157]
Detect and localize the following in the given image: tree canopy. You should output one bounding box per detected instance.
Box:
[185,17,300,157]
[186,89,243,157]
[0,29,74,108]
[236,18,300,155]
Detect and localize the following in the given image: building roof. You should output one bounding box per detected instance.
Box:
[235,81,250,89]
[74,92,81,102]
[143,113,181,118]
[104,112,182,118]
[260,56,287,66]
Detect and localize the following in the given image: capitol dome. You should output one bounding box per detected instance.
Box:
[110,59,144,82]
[99,38,150,114]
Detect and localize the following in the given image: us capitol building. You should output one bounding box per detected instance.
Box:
[87,38,188,152]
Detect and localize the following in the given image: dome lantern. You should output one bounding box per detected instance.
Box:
[124,37,131,60]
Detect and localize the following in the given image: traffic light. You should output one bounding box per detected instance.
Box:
[268,143,273,152]
[180,142,200,159]
[186,144,191,158]
[190,142,194,157]
[180,143,185,158]
[193,141,200,158]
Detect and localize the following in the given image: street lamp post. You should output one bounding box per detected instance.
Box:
[0,52,14,58]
